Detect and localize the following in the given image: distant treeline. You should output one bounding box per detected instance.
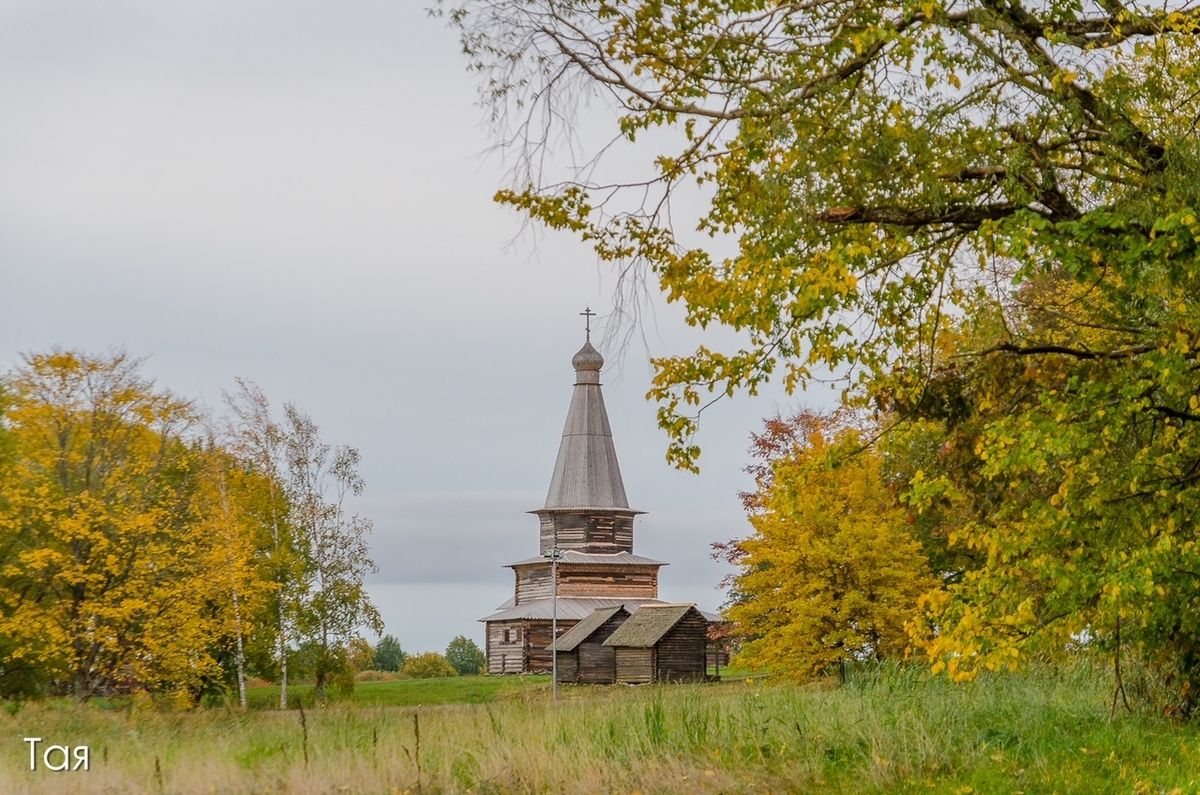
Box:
[0,350,379,706]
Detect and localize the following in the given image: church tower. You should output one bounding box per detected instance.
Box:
[481,315,672,674]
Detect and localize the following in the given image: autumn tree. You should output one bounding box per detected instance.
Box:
[725,412,933,679]
[223,380,305,709]
[347,637,376,672]
[281,404,382,703]
[0,351,248,700]
[452,2,1200,708]
[193,439,276,708]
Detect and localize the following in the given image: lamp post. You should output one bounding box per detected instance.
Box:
[544,546,562,702]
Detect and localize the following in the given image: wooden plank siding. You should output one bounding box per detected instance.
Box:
[577,640,617,683]
[556,653,578,682]
[487,619,577,674]
[524,620,576,673]
[515,563,659,602]
[554,609,628,684]
[538,512,635,554]
[654,609,708,682]
[614,648,654,684]
[486,621,526,675]
[557,566,657,598]
[515,565,554,602]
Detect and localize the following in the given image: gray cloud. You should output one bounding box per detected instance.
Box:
[1,1,831,653]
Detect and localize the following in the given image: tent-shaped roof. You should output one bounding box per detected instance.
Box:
[541,338,635,512]
[547,605,629,652]
[603,604,696,648]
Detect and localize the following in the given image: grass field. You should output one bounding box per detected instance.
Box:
[244,674,552,710]
[2,661,1199,793]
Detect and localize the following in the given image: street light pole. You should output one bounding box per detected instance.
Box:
[550,548,559,702]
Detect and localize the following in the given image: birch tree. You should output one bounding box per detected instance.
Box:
[223,380,303,709]
[281,405,382,703]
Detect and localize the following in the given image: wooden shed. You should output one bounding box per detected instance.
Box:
[546,605,630,683]
[603,604,708,684]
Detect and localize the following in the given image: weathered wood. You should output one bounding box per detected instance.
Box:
[486,621,525,675]
[654,609,707,683]
[556,653,579,682]
[515,562,659,602]
[558,566,657,598]
[524,620,576,673]
[614,647,654,684]
[554,608,628,684]
[538,511,636,554]
[515,565,554,602]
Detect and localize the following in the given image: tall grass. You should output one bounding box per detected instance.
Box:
[1,660,1197,793]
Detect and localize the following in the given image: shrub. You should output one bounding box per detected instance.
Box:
[401,652,458,679]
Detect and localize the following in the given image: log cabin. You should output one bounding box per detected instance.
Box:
[479,320,718,674]
[603,604,709,684]
[547,605,630,683]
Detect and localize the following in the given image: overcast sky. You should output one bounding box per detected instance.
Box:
[1,1,827,654]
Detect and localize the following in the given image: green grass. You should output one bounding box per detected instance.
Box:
[245,674,550,709]
[2,660,1199,793]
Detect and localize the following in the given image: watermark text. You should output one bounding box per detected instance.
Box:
[23,738,89,771]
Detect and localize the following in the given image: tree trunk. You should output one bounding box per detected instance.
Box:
[233,589,247,710]
[278,603,288,710]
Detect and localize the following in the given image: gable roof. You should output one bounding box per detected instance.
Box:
[547,605,629,652]
[603,604,696,648]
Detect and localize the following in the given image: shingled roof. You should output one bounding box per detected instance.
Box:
[541,339,635,512]
[546,605,629,652]
[603,604,696,648]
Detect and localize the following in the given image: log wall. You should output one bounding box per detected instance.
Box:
[515,565,553,602]
[654,609,708,683]
[486,621,525,675]
[557,566,658,598]
[576,610,629,683]
[524,619,576,673]
[515,563,660,602]
[554,652,579,683]
[614,647,654,684]
[538,512,635,554]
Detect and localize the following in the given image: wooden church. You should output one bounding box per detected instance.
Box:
[480,318,718,675]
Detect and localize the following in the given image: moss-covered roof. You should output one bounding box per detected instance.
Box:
[603,604,695,648]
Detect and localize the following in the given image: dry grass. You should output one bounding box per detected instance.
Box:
[2,661,1198,793]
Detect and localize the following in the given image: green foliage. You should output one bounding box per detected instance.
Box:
[454,0,1200,711]
[445,635,486,676]
[401,652,458,680]
[373,634,405,672]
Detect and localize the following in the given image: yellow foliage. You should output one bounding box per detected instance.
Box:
[0,351,270,700]
[728,417,935,679]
